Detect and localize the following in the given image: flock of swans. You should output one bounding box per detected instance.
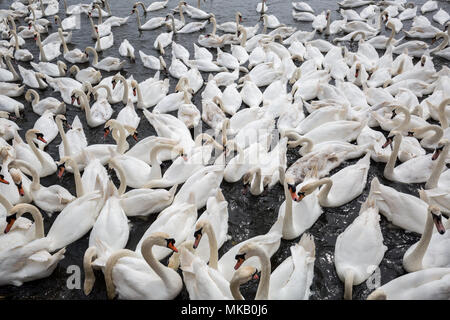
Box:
[0,0,449,300]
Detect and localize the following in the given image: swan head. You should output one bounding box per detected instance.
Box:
[193,219,212,249]
[9,168,24,197]
[432,139,449,161]
[142,232,178,253]
[27,129,47,144]
[234,242,263,270]
[429,205,446,235]
[231,266,259,287]
[0,172,9,185]
[56,114,70,129]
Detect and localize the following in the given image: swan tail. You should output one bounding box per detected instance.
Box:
[83,246,98,295]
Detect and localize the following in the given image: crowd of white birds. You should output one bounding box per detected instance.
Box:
[0,0,449,300]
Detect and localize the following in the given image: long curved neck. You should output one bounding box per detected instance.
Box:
[15,204,44,238]
[5,55,20,80]
[87,47,99,65]
[59,29,69,54]
[112,123,128,154]
[230,279,245,300]
[149,144,173,179]
[239,27,247,46]
[11,31,20,50]
[0,194,12,212]
[135,9,142,29]
[25,131,45,164]
[65,158,84,197]
[325,12,331,33]
[134,82,144,105]
[63,0,68,14]
[116,76,129,104]
[252,247,270,300]
[395,107,411,132]
[58,62,66,76]
[103,0,111,15]
[314,178,333,206]
[384,134,401,179]
[262,15,267,34]
[404,209,435,271]
[28,89,39,105]
[105,249,136,299]
[433,34,449,52]
[56,118,71,157]
[170,15,176,34]
[111,161,127,195]
[15,160,40,191]
[438,98,450,129]
[35,34,47,62]
[204,224,218,270]
[78,91,94,123]
[141,239,172,284]
[386,27,395,46]
[282,176,296,238]
[426,144,449,189]
[420,126,443,146]
[95,4,103,24]
[211,17,217,36]
[250,167,262,194]
[179,5,185,23]
[94,84,113,101]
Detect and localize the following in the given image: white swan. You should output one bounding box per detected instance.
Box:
[85,46,125,72]
[25,89,65,116]
[334,199,387,299]
[104,232,182,300]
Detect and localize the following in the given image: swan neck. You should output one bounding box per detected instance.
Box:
[344,269,354,300]
[25,131,45,164]
[426,144,449,189]
[384,134,401,179]
[205,224,218,270]
[66,157,84,197]
[141,239,171,284]
[56,117,71,157]
[254,247,270,300]
[112,161,127,195]
[438,98,450,129]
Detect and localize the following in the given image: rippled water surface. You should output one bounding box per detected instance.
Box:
[0,0,449,300]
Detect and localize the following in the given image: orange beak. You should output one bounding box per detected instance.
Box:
[288,184,299,201]
[57,165,65,179]
[104,128,110,139]
[253,272,259,280]
[16,183,24,196]
[193,234,202,249]
[37,135,47,144]
[133,133,138,142]
[0,175,9,185]
[432,148,442,161]
[234,257,245,270]
[133,88,137,96]
[4,215,16,234]
[167,242,178,253]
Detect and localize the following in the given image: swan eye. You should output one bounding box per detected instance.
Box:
[166,238,178,252]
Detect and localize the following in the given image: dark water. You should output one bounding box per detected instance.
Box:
[0,0,449,300]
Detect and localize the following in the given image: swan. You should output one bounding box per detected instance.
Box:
[335,199,387,300]
[367,268,450,300]
[30,60,67,77]
[10,160,74,213]
[18,66,48,89]
[431,32,450,60]
[73,89,112,128]
[25,89,65,116]
[34,31,61,62]
[0,202,44,253]
[382,132,445,184]
[338,0,373,8]
[139,50,166,71]
[9,30,33,61]
[87,11,111,38]
[233,233,315,299]
[180,1,212,20]
[261,14,285,32]
[298,153,371,208]
[104,232,182,300]
[118,39,135,62]
[93,26,114,52]
[433,9,450,26]
[276,167,323,240]
[421,0,438,14]
[54,14,78,31]
[134,0,169,13]
[0,236,65,287]
[12,129,56,178]
[32,111,59,149]
[108,157,176,217]
[392,40,429,58]
[85,46,125,72]
[177,18,207,34]
[131,8,165,31]
[115,100,140,138]
[56,28,88,64]
[45,182,105,252]
[0,111,20,141]
[0,53,21,81]
[69,65,101,85]
[292,10,315,22]
[153,31,173,55]
[404,16,441,39]
[0,94,24,117]
[87,181,129,269]
[292,2,314,13]
[403,190,448,273]
[55,114,87,159]
[368,177,433,234]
